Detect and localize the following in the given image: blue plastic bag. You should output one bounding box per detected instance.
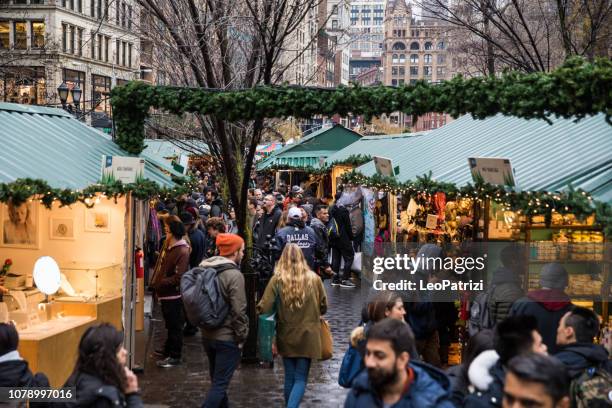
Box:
[338,343,363,388]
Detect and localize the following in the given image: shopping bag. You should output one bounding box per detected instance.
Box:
[320,318,333,361]
[258,312,276,362]
[338,343,363,388]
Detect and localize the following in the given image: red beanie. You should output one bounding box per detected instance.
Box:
[216,233,244,257]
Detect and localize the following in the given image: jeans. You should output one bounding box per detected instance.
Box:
[331,246,354,280]
[160,298,185,359]
[202,339,242,408]
[282,357,311,408]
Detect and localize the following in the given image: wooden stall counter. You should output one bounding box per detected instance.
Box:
[54,295,123,329]
[18,316,96,387]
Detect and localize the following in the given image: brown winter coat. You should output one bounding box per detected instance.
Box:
[150,239,190,298]
[257,273,327,359]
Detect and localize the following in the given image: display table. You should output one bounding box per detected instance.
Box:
[18,316,96,387]
[54,295,123,329]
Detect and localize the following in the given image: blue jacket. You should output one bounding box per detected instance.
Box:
[344,360,454,408]
[274,220,320,270]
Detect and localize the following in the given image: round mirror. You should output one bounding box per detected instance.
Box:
[33,256,61,295]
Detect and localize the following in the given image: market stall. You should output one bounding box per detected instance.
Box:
[0,103,182,386]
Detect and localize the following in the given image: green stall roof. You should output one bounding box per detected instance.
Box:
[324,131,429,166]
[257,124,361,170]
[142,139,210,161]
[356,113,612,202]
[0,103,181,189]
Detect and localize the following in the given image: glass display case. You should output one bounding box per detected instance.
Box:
[53,262,122,302]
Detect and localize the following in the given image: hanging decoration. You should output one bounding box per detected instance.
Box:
[111,58,612,155]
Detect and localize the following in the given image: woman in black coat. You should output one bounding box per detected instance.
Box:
[61,324,143,408]
[0,322,49,386]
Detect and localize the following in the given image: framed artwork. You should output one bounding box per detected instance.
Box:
[0,201,39,249]
[85,208,111,233]
[49,218,75,240]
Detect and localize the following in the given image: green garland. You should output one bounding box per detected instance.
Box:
[111,57,611,155]
[259,154,372,175]
[0,177,199,209]
[341,170,612,235]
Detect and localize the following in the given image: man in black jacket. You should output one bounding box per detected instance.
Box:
[255,194,282,249]
[310,205,332,278]
[329,192,355,288]
[555,306,612,379]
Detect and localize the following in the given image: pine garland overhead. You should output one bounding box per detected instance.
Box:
[111,57,611,155]
[0,177,198,208]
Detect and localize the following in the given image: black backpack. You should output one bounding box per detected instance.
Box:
[181,265,232,329]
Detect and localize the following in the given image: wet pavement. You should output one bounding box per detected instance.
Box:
[138,280,366,407]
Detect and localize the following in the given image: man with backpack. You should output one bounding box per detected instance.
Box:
[555,306,612,406]
[329,192,356,288]
[195,233,248,407]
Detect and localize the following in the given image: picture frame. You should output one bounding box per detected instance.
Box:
[84,208,111,233]
[0,201,40,249]
[49,217,75,240]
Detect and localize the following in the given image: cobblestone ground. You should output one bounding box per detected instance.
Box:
[138,280,366,408]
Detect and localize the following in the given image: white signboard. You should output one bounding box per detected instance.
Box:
[468,157,515,187]
[101,155,145,184]
[374,156,394,177]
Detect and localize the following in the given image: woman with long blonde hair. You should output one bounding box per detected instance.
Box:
[257,244,327,408]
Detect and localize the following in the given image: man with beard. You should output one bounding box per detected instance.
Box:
[345,318,454,408]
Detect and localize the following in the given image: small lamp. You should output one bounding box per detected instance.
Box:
[33,256,61,296]
[71,85,82,110]
[57,82,69,108]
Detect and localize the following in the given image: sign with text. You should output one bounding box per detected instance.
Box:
[374,156,395,177]
[101,155,145,184]
[468,157,515,187]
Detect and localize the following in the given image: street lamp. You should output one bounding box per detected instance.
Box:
[71,85,81,111]
[57,82,82,115]
[57,82,69,109]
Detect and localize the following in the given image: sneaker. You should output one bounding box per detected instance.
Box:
[340,279,356,288]
[156,357,181,368]
[330,279,341,287]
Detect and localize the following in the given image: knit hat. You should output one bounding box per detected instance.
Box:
[288,207,302,220]
[180,211,196,225]
[216,233,244,257]
[186,206,199,220]
[539,263,568,289]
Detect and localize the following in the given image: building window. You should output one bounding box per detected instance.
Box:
[116,39,120,64]
[29,21,45,48]
[392,53,398,64]
[399,67,405,76]
[399,54,405,63]
[437,54,445,64]
[398,79,404,86]
[424,66,432,76]
[0,22,9,49]
[92,74,111,115]
[128,43,132,67]
[410,41,419,50]
[14,22,27,49]
[62,24,67,52]
[410,54,418,64]
[436,67,445,76]
[410,66,418,76]
[116,2,120,25]
[1,66,46,105]
[392,66,398,76]
[91,0,95,17]
[424,54,432,64]
[410,79,417,85]
[104,36,109,61]
[76,0,82,13]
[391,42,405,50]
[437,41,445,50]
[122,41,126,66]
[391,79,397,86]
[128,5,132,28]
[104,0,109,20]
[91,31,95,59]
[122,2,127,27]
[70,25,75,53]
[424,41,433,50]
[332,20,338,29]
[77,28,83,55]
[62,68,85,106]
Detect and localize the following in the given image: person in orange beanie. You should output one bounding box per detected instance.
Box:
[198,232,248,407]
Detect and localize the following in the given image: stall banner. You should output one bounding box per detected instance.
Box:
[362,188,376,257]
[468,157,515,187]
[101,156,145,184]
